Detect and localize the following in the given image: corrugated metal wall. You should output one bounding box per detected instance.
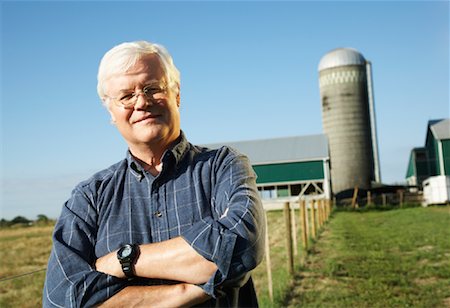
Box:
[253,161,324,184]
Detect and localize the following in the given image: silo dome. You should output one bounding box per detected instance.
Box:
[318,48,366,72]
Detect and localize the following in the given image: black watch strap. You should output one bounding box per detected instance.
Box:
[117,244,140,279]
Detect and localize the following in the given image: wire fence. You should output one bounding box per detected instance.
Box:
[0,268,46,283]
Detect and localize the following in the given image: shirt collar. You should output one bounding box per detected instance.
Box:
[126,130,189,177]
[169,130,189,166]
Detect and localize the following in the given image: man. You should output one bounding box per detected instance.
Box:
[43,41,265,307]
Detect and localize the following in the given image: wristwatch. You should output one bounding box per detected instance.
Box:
[117,244,140,279]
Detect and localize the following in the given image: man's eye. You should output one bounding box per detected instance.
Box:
[144,87,162,93]
[119,93,134,101]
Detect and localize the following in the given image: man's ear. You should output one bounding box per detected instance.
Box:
[176,85,180,107]
[107,106,116,124]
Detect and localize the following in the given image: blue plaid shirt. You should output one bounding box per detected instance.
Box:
[43,132,265,307]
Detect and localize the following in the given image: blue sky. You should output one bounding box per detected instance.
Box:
[1,0,448,219]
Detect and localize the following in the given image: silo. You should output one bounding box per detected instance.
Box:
[318,48,379,194]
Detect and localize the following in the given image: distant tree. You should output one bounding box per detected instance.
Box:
[36,214,49,223]
[11,216,32,225]
[0,219,11,227]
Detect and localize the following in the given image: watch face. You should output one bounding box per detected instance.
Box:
[121,246,132,257]
[119,245,133,258]
[117,244,139,278]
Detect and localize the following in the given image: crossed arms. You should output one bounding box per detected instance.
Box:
[43,148,265,307]
[95,237,216,307]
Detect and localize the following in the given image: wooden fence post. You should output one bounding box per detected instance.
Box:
[320,199,325,226]
[299,199,308,253]
[321,199,325,226]
[318,200,322,227]
[352,186,359,209]
[367,190,372,206]
[305,200,310,240]
[283,202,294,275]
[326,199,331,220]
[399,190,404,208]
[264,212,273,302]
[291,203,298,256]
[382,194,387,206]
[310,200,317,239]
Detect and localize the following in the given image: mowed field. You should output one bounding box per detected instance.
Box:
[0,224,53,307]
[1,206,449,307]
[283,206,450,307]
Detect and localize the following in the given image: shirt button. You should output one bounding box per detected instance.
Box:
[154,211,162,218]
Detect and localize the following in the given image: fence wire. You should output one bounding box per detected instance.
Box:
[0,268,46,283]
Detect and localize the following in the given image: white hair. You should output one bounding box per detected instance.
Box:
[97,41,180,106]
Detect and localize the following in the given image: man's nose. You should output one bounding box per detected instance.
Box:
[133,93,152,110]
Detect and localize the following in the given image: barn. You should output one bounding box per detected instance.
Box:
[406,118,450,187]
[205,134,331,201]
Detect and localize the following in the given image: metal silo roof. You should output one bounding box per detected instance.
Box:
[203,134,329,165]
[318,48,366,71]
[430,119,450,140]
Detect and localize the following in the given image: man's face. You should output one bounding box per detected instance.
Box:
[103,54,181,150]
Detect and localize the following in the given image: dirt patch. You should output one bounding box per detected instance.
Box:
[414,277,439,286]
[417,245,434,252]
[417,258,429,266]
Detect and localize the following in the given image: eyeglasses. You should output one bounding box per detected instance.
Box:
[108,84,168,109]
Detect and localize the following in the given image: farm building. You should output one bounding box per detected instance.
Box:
[205,134,331,201]
[406,118,450,187]
[405,147,429,187]
[318,48,381,194]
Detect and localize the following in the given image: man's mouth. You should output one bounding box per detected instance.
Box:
[133,114,160,124]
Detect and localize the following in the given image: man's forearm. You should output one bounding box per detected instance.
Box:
[97,283,210,308]
[95,237,217,284]
[135,237,217,284]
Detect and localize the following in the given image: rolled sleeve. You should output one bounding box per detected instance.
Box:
[181,147,266,297]
[43,187,127,307]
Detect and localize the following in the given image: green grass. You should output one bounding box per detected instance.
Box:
[252,210,295,307]
[0,225,53,308]
[285,206,450,307]
[1,206,449,307]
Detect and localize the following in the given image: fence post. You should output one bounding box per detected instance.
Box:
[283,202,294,275]
[264,212,273,302]
[327,199,331,220]
[291,203,298,256]
[320,199,325,226]
[310,200,317,239]
[367,190,372,206]
[305,200,310,240]
[399,190,404,208]
[321,199,326,227]
[318,200,322,224]
[352,186,359,209]
[382,194,387,206]
[299,199,308,253]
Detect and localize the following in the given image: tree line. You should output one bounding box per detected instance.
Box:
[0,214,55,227]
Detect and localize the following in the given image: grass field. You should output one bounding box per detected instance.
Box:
[0,224,53,308]
[0,206,449,307]
[284,206,450,307]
